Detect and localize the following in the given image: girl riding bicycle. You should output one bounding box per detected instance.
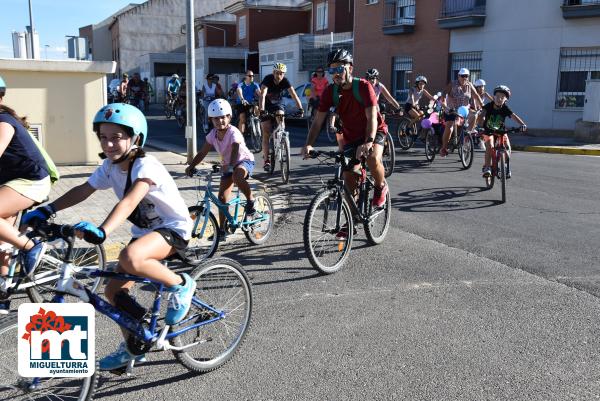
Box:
[22,103,195,370]
[185,99,256,241]
[0,75,53,314]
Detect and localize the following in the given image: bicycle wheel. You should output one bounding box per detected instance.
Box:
[500,153,507,203]
[27,241,107,303]
[326,113,337,144]
[268,136,276,175]
[396,118,414,150]
[364,184,392,245]
[460,132,474,169]
[382,132,395,178]
[249,118,262,153]
[303,189,353,274]
[171,257,252,373]
[165,101,172,119]
[176,108,186,129]
[424,128,437,162]
[0,314,98,401]
[186,205,219,261]
[244,191,274,245]
[280,134,290,184]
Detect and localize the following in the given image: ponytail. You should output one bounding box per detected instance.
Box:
[0,105,29,129]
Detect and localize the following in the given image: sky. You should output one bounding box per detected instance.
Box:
[1,0,139,59]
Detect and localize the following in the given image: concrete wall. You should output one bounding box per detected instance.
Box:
[245,9,311,51]
[449,0,600,132]
[259,34,308,85]
[0,59,115,165]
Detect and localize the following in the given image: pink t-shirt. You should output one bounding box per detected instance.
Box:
[205,126,254,166]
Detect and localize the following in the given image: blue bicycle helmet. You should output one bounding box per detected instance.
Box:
[0,75,6,97]
[93,103,148,148]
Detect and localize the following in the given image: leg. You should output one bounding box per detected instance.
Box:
[238,111,247,134]
[441,121,455,154]
[232,166,253,202]
[218,176,235,230]
[366,144,386,189]
[261,119,272,165]
[484,135,495,168]
[0,214,18,277]
[0,186,36,251]
[408,108,420,121]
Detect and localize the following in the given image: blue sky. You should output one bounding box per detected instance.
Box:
[1,0,138,59]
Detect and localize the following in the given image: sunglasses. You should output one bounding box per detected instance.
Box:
[274,71,285,75]
[459,74,469,78]
[246,75,254,77]
[328,66,345,74]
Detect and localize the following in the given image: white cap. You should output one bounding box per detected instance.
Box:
[474,79,486,87]
[458,68,470,76]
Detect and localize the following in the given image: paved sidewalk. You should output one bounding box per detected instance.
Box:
[510,134,600,156]
[50,149,275,260]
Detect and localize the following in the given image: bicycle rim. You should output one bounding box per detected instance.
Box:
[364,187,391,245]
[460,133,474,169]
[303,190,353,274]
[425,129,436,162]
[383,132,395,178]
[268,137,276,175]
[500,154,507,203]
[171,257,252,373]
[244,191,274,245]
[0,314,98,401]
[281,136,290,184]
[396,119,412,150]
[186,206,219,261]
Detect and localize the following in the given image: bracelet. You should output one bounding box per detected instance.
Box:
[364,137,374,144]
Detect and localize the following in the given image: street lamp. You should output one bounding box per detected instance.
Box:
[44,44,49,59]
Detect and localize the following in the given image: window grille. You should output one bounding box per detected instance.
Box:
[556,47,600,108]
[392,55,413,102]
[384,0,416,26]
[450,51,482,82]
[238,16,246,40]
[316,2,328,31]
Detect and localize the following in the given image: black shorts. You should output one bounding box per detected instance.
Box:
[404,103,418,114]
[130,228,189,251]
[343,131,386,157]
[235,103,253,115]
[443,110,458,122]
[260,103,285,122]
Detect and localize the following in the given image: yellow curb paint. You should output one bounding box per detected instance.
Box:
[104,242,126,261]
[513,146,600,156]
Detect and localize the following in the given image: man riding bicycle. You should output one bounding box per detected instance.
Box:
[259,62,303,171]
[127,73,146,111]
[236,69,261,136]
[302,49,389,209]
[166,74,180,102]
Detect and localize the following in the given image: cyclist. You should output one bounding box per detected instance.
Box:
[185,99,256,241]
[127,73,146,111]
[309,66,328,118]
[302,49,389,210]
[199,73,223,129]
[404,75,435,122]
[0,75,52,314]
[259,62,303,171]
[22,103,195,370]
[474,79,494,105]
[365,68,400,120]
[470,78,494,148]
[440,68,483,157]
[235,69,260,135]
[143,77,153,112]
[117,73,129,103]
[477,85,526,179]
[167,74,181,100]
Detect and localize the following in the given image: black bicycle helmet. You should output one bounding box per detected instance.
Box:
[365,68,380,79]
[493,85,511,99]
[327,49,353,66]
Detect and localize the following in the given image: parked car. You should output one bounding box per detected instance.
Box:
[107,78,121,103]
[281,82,310,119]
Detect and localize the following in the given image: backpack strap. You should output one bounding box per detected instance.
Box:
[332,78,363,107]
[332,83,339,107]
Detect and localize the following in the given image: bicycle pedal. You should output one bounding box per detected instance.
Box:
[108,366,131,376]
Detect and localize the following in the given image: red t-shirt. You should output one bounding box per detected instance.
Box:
[318,79,387,143]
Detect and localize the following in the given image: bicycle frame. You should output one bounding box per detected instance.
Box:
[491,134,510,175]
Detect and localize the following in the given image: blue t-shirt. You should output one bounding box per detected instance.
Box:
[167,79,181,94]
[237,81,260,104]
[0,112,49,184]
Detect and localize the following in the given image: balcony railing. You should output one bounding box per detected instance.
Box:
[562,0,600,19]
[382,0,416,35]
[437,0,486,29]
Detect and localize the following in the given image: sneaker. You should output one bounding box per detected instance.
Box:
[263,161,271,172]
[99,342,146,371]
[18,240,46,275]
[440,147,448,157]
[482,167,492,178]
[0,299,10,315]
[506,169,512,179]
[244,200,256,222]
[165,273,197,325]
[335,223,357,239]
[372,183,388,208]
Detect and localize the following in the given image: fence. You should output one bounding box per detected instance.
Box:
[301,32,353,73]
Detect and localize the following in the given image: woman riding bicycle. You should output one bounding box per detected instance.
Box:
[22,103,195,370]
[365,68,400,120]
[404,75,435,122]
[185,99,256,241]
[309,66,328,116]
[0,75,53,314]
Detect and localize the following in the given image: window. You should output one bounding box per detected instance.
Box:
[316,2,328,31]
[450,51,482,82]
[384,0,416,26]
[238,16,246,40]
[556,47,600,109]
[366,0,379,4]
[392,56,413,102]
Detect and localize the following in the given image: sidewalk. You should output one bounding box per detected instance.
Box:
[510,134,600,156]
[50,148,273,260]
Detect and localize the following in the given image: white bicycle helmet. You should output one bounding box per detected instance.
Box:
[458,68,470,76]
[208,98,232,117]
[474,79,486,87]
[171,74,179,79]
[415,75,428,84]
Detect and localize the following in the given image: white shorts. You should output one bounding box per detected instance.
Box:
[2,176,51,203]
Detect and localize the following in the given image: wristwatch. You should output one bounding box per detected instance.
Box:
[364,137,374,144]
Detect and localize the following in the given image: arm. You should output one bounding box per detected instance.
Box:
[381,85,400,110]
[52,182,97,212]
[510,112,526,127]
[259,85,268,111]
[423,89,435,101]
[186,141,213,174]
[470,83,483,109]
[302,110,328,158]
[485,92,494,102]
[288,86,304,114]
[227,143,240,172]
[100,179,151,236]
[476,108,487,128]
[0,122,15,158]
[364,105,378,142]
[236,86,246,104]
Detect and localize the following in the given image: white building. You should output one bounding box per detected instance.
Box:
[12,31,27,59]
[12,27,40,59]
[442,0,600,134]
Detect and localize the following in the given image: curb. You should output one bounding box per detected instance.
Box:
[512,145,600,156]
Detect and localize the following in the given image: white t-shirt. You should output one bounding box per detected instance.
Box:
[87,155,192,240]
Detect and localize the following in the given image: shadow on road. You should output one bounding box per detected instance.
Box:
[392,186,501,212]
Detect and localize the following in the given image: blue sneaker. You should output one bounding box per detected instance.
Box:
[165,273,196,325]
[19,240,46,275]
[0,299,10,315]
[99,342,146,371]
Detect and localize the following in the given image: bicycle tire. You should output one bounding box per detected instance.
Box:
[281,134,290,184]
[249,118,262,153]
[176,107,186,129]
[187,206,219,261]
[0,314,99,401]
[382,132,395,178]
[244,191,274,245]
[500,153,507,203]
[424,128,436,162]
[268,136,276,175]
[396,118,413,150]
[27,242,107,303]
[460,132,474,170]
[303,189,353,274]
[171,257,252,373]
[364,186,392,245]
[165,102,173,119]
[326,113,337,144]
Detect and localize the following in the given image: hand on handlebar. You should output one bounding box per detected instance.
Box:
[185,165,198,177]
[520,125,527,133]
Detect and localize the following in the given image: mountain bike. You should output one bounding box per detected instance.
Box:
[164,93,177,119]
[475,127,520,203]
[303,150,391,274]
[246,103,262,153]
[0,222,252,401]
[266,110,299,184]
[187,165,274,260]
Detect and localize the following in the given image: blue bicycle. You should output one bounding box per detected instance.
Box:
[186,165,274,261]
[0,222,252,400]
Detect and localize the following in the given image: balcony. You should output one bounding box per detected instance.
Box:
[437,0,486,29]
[382,0,415,35]
[562,0,600,19]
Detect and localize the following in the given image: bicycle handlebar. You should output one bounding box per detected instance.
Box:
[475,127,522,135]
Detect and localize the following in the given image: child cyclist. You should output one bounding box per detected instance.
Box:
[21,103,195,370]
[185,99,256,241]
[477,85,527,179]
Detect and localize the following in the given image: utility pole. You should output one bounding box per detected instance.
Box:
[186,0,197,163]
[28,0,36,59]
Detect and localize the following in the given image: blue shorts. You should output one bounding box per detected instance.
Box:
[222,160,255,179]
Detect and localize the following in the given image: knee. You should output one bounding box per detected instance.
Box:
[367,152,379,166]
[218,192,228,204]
[118,247,143,274]
[232,170,246,185]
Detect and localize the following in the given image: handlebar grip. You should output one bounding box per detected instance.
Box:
[212,164,221,173]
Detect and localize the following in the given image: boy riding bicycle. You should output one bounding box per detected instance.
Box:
[477,85,527,179]
[185,99,256,241]
[22,103,195,371]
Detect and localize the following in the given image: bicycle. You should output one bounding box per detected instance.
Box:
[381,130,396,178]
[475,127,520,203]
[266,110,298,184]
[164,93,177,119]
[245,102,262,154]
[187,165,274,260]
[303,150,391,274]
[0,222,252,400]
